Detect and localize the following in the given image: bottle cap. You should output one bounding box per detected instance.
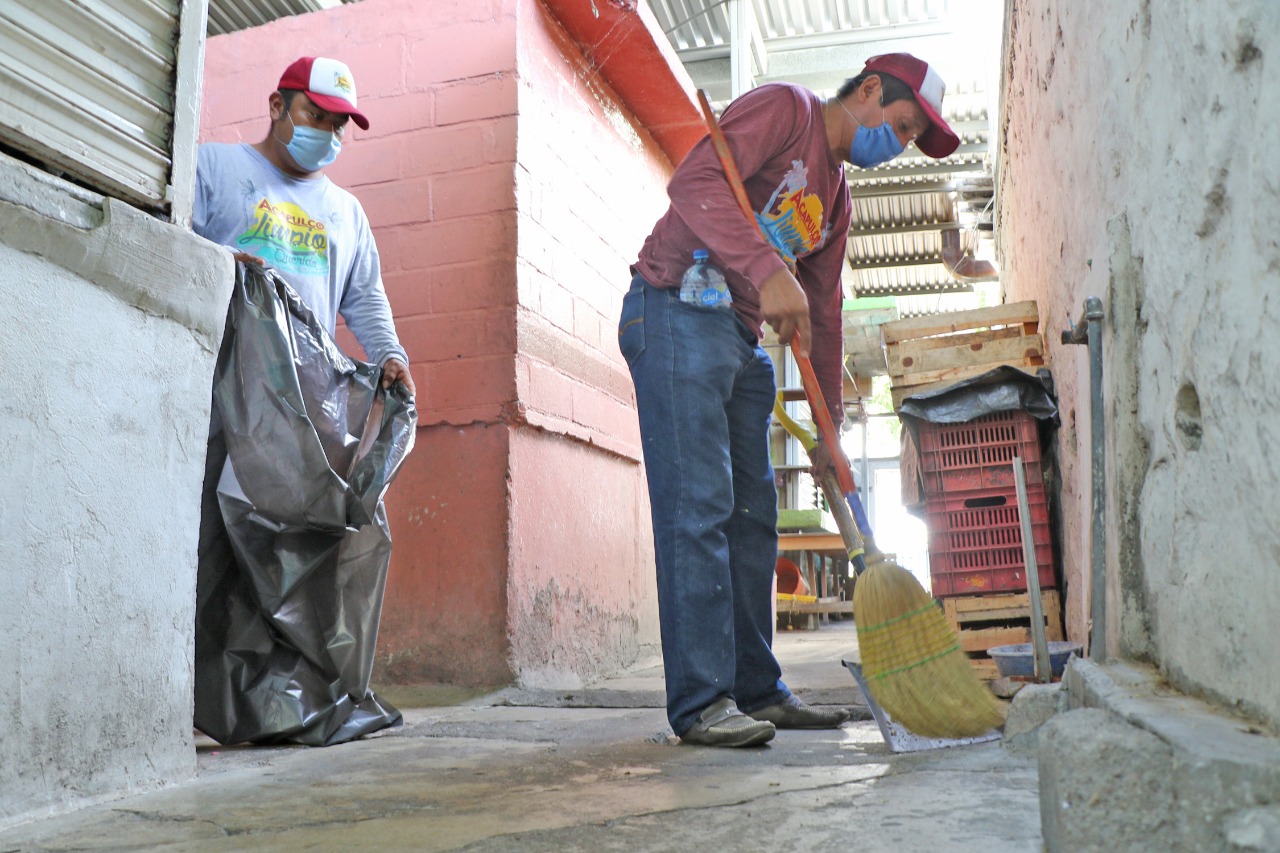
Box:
[693,248,709,261]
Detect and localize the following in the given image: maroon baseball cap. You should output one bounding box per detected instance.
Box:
[863,53,959,158]
[277,56,370,130]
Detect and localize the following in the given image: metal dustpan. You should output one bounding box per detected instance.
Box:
[842,656,1001,753]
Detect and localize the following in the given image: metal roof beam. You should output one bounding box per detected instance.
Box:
[855,282,975,297]
[728,0,759,97]
[846,255,947,271]
[851,159,987,181]
[849,221,961,237]
[925,119,990,135]
[847,180,956,198]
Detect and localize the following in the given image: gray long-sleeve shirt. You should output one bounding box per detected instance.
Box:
[193,142,408,368]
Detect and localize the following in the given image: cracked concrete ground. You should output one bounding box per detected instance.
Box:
[0,621,1043,852]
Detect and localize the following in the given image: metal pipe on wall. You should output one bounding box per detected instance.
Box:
[1061,297,1107,659]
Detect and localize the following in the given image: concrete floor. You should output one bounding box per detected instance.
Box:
[0,620,1044,852]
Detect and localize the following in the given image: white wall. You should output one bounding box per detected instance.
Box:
[997,0,1280,727]
[0,158,232,827]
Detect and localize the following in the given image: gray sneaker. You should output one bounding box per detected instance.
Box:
[680,697,776,747]
[747,694,851,729]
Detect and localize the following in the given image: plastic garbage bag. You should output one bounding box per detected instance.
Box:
[194,263,415,746]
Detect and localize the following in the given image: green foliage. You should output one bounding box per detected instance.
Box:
[868,375,895,417]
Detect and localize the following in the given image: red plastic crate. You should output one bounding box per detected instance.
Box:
[925,484,1055,598]
[918,410,1043,497]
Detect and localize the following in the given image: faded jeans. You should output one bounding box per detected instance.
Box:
[618,273,790,736]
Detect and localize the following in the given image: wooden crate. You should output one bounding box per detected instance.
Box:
[882,301,1045,410]
[942,589,1064,680]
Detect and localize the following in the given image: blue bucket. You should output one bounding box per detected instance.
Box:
[987,642,1083,678]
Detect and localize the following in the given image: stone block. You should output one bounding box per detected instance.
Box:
[1002,682,1067,754]
[1038,708,1176,852]
[1041,659,1280,853]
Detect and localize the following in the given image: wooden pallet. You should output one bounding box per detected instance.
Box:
[941,589,1064,680]
[882,301,1045,409]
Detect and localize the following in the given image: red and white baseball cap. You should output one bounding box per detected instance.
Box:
[277,56,370,130]
[862,53,959,158]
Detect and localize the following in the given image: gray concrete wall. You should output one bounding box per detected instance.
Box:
[0,157,231,828]
[997,0,1280,728]
[1039,660,1280,852]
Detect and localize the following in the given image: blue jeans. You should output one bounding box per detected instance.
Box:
[618,273,790,735]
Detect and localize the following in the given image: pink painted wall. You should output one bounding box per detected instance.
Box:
[504,0,673,684]
[200,0,677,688]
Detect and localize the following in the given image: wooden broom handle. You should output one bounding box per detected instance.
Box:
[696,90,757,224]
[792,349,858,497]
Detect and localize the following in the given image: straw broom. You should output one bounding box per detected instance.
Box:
[790,352,1004,738]
[696,90,1005,738]
[853,555,1008,737]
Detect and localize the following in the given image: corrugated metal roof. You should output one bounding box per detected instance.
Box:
[207,0,347,36]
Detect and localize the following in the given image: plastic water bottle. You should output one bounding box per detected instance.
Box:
[679,249,732,309]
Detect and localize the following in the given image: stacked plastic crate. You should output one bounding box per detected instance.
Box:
[918,410,1055,598]
[881,302,1063,680]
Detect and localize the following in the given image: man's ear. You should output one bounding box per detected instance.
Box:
[858,74,883,105]
[267,91,285,122]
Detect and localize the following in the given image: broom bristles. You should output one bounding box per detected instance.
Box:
[854,556,1006,739]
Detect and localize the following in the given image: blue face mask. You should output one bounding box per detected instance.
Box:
[849,119,904,168]
[281,112,341,172]
[843,101,905,168]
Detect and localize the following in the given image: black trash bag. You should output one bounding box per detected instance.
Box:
[195,263,416,746]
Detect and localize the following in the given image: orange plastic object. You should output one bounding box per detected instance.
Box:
[775,557,809,596]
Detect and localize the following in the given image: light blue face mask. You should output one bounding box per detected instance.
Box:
[849,120,904,168]
[841,99,905,168]
[281,111,341,172]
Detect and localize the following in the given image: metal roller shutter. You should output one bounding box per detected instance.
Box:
[0,0,186,210]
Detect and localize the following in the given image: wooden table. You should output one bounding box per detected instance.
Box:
[777,532,846,553]
[776,531,853,627]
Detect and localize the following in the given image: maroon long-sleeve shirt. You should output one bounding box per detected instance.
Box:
[633,82,851,423]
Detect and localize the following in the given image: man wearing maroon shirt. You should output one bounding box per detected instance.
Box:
[618,53,960,747]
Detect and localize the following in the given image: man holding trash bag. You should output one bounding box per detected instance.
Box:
[192,56,415,746]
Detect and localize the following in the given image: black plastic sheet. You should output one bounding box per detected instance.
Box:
[896,366,1060,519]
[896,365,1059,427]
[195,263,415,746]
